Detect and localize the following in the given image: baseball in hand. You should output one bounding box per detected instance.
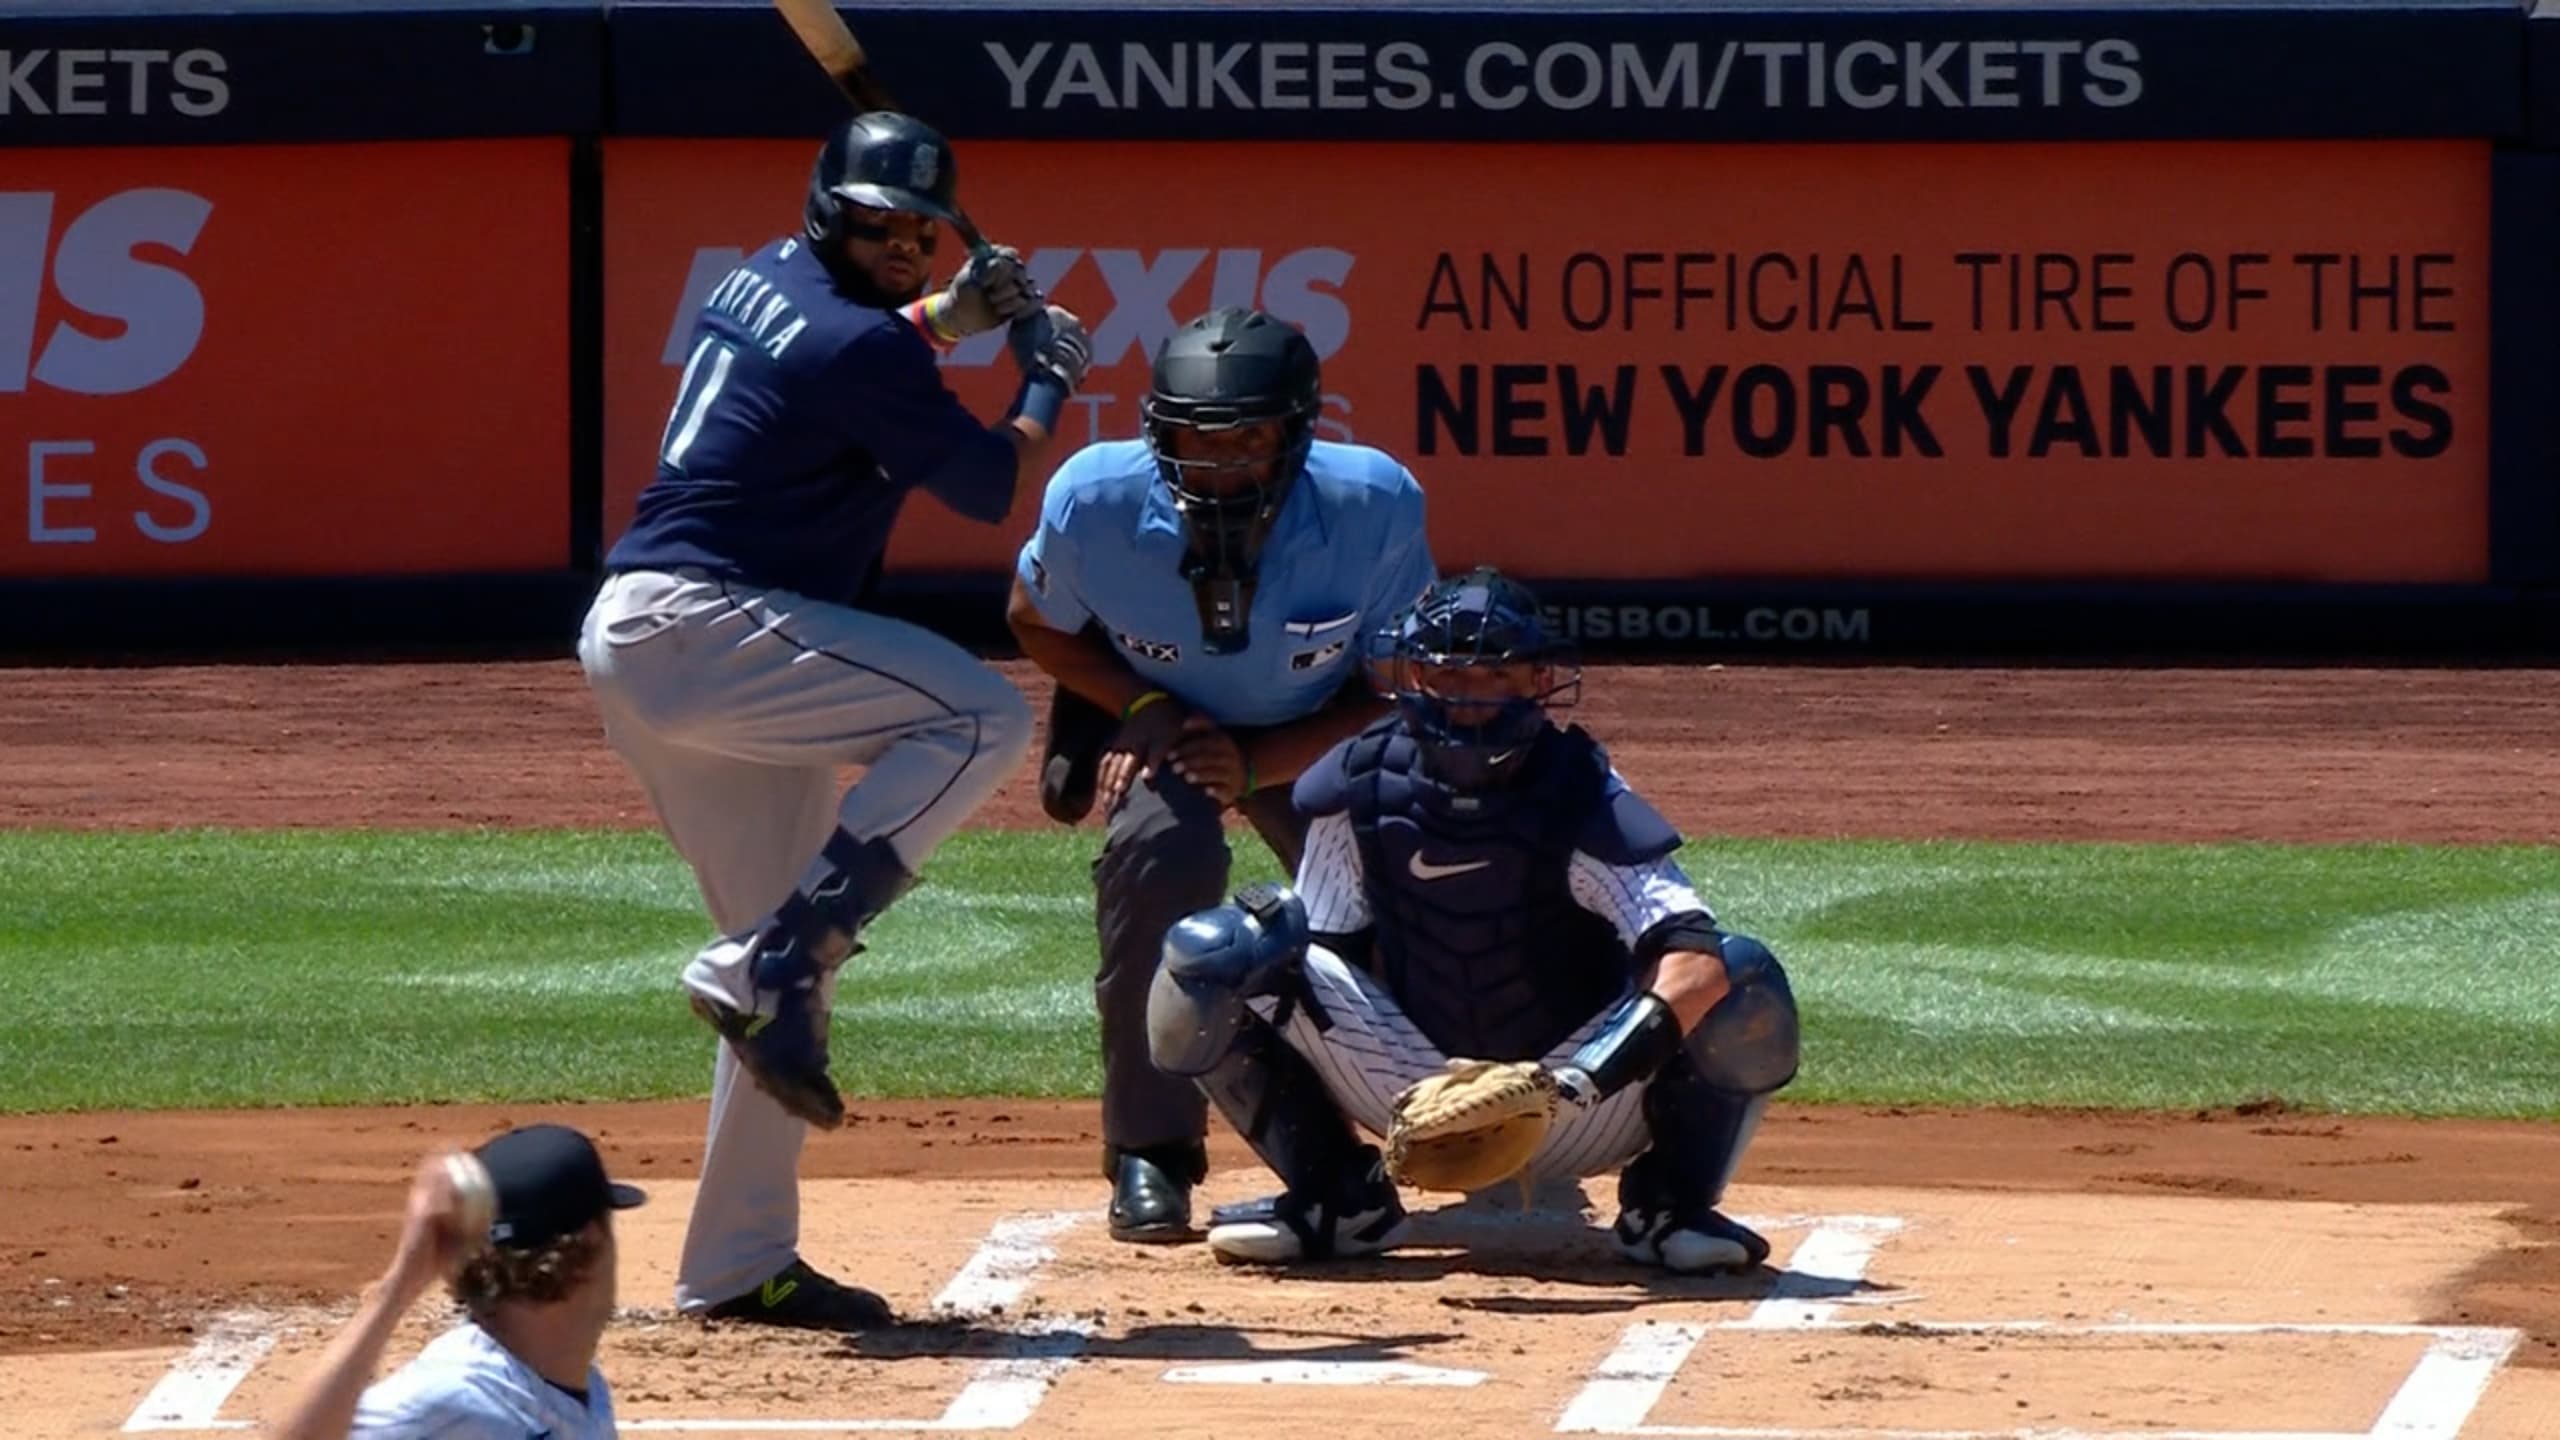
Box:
[440,1151,497,1257]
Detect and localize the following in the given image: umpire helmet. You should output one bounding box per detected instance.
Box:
[803,113,962,282]
[1144,308,1323,576]
[1372,567,1582,790]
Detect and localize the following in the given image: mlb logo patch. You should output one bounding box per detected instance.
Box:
[1290,638,1348,671]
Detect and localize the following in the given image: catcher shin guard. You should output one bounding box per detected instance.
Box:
[1146,883,1312,1077]
[1614,1054,1774,1273]
[1194,1014,1402,1261]
[1200,1011,1362,1194]
[1609,939,1795,1273]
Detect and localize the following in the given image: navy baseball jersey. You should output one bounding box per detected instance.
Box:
[608,235,1018,607]
[1014,439,1435,728]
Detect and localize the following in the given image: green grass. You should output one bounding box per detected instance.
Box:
[2,829,2555,1119]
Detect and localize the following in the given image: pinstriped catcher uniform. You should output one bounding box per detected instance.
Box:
[1143,567,1804,1271]
[1270,766,1718,1183]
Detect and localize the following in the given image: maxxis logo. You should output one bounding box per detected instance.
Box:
[7,187,215,547]
[2,187,210,395]
[661,244,1355,370]
[661,244,1362,447]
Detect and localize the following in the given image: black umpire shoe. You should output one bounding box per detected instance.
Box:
[701,1259,895,1331]
[1107,1141,1207,1243]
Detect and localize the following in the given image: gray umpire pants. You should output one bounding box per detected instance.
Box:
[1094,760,1308,1157]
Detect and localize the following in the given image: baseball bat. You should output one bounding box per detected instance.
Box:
[770,0,998,259]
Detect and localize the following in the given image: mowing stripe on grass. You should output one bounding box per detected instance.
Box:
[0,829,2552,1118]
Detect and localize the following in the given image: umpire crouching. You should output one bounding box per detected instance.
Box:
[1007,307,1437,1242]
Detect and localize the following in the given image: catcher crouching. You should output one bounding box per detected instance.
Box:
[1144,567,1800,1272]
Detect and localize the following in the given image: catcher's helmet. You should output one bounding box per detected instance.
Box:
[803,112,962,278]
[1144,308,1322,569]
[1372,566,1581,790]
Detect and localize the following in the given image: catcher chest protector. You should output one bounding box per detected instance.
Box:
[1328,720,1665,1061]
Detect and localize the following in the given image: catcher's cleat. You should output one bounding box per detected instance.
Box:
[1206,1159,1407,1264]
[701,1258,894,1331]
[1612,1207,1770,1274]
[689,984,845,1131]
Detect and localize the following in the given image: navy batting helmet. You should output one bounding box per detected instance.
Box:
[803,113,961,285]
[1371,567,1582,789]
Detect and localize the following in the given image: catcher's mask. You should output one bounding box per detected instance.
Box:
[1370,566,1581,791]
[1142,307,1323,654]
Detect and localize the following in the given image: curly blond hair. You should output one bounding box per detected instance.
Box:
[449,1226,605,1316]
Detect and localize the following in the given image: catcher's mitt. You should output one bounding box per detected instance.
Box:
[1385,1058,1560,1195]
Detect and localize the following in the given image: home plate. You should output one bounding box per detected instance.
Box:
[1161,1361,1491,1387]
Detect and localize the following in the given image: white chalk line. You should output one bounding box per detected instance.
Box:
[1556,1215,1899,1436]
[1162,1359,1491,1387]
[119,1309,281,1433]
[1551,1210,2521,1440]
[1565,1328,2520,1439]
[106,1208,2529,1438]
[623,1208,1092,1433]
[114,1212,1095,1435]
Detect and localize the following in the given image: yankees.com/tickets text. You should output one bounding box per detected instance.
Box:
[983,37,2141,114]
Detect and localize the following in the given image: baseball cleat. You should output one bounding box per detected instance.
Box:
[1612,1207,1771,1274]
[1206,1184,1408,1264]
[701,1259,894,1331]
[688,987,845,1131]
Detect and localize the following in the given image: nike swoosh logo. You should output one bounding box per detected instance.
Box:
[759,1276,800,1307]
[1408,853,1492,881]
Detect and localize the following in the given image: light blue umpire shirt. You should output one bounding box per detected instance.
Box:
[1017,438,1436,728]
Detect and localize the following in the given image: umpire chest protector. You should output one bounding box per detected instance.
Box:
[1313,721,1677,1061]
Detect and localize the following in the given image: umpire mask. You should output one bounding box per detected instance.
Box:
[1143,308,1323,655]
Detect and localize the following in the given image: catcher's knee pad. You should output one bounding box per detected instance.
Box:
[1146,884,1312,1077]
[1685,934,1800,1096]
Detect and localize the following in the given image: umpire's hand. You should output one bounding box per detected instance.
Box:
[1097,696,1192,815]
[1165,713,1249,807]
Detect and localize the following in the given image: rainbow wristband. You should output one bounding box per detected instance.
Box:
[902,293,964,347]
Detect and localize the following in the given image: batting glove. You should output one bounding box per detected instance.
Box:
[1009,304,1093,393]
[927,244,1037,339]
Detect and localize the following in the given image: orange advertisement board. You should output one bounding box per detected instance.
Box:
[603,139,2488,584]
[4,142,569,578]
